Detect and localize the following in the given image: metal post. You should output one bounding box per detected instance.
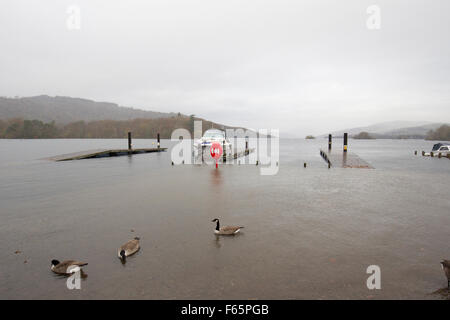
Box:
[128,132,132,151]
[328,134,332,151]
[157,133,160,149]
[222,140,226,163]
[343,133,348,152]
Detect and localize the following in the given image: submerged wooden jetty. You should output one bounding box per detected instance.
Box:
[225,148,255,161]
[48,148,167,161]
[320,133,373,168]
[47,132,167,161]
[320,149,373,168]
[194,147,256,164]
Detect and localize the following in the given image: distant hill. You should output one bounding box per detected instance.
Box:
[353,132,375,139]
[0,95,247,139]
[0,95,176,123]
[321,121,448,139]
[0,117,240,139]
[382,123,446,138]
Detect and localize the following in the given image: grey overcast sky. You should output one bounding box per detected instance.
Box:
[0,0,449,136]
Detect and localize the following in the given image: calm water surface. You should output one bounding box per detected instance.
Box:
[0,138,449,299]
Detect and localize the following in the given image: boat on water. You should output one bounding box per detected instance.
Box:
[194,129,232,156]
[423,143,450,157]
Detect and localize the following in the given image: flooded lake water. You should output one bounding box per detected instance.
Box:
[1,138,449,299]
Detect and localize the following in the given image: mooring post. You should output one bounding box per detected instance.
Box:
[430,152,434,157]
[304,162,307,168]
[414,150,417,155]
[343,133,348,152]
[223,140,226,163]
[157,133,160,149]
[128,132,132,151]
[422,151,425,156]
[245,140,248,151]
[328,134,332,151]
[328,160,331,169]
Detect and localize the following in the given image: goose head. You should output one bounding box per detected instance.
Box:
[51,259,60,267]
[119,250,126,262]
[211,218,220,231]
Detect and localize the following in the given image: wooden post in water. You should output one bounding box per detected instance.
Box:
[422,151,425,156]
[245,140,248,151]
[438,153,442,158]
[430,151,434,157]
[222,140,226,163]
[343,133,348,153]
[128,132,132,151]
[328,134,332,151]
[304,162,307,168]
[414,150,417,155]
[157,133,160,149]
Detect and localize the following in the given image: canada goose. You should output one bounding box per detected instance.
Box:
[441,260,450,289]
[118,237,140,262]
[51,259,88,275]
[211,218,244,235]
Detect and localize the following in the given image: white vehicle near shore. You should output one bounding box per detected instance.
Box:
[194,129,232,156]
[424,143,450,156]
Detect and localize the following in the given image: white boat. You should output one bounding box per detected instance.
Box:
[424,143,450,156]
[432,143,450,155]
[194,129,232,156]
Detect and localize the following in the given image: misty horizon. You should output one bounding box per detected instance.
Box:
[1,0,449,136]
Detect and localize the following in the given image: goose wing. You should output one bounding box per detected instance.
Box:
[119,239,140,256]
[53,260,88,274]
[220,226,244,234]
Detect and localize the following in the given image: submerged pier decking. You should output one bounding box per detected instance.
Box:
[48,148,167,161]
[195,147,256,164]
[320,149,373,169]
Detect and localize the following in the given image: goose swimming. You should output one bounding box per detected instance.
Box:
[51,259,88,275]
[118,237,140,262]
[211,218,244,235]
[441,260,450,289]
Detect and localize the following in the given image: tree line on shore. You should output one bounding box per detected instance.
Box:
[425,124,450,141]
[0,116,226,139]
[351,125,450,140]
[1,118,448,140]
